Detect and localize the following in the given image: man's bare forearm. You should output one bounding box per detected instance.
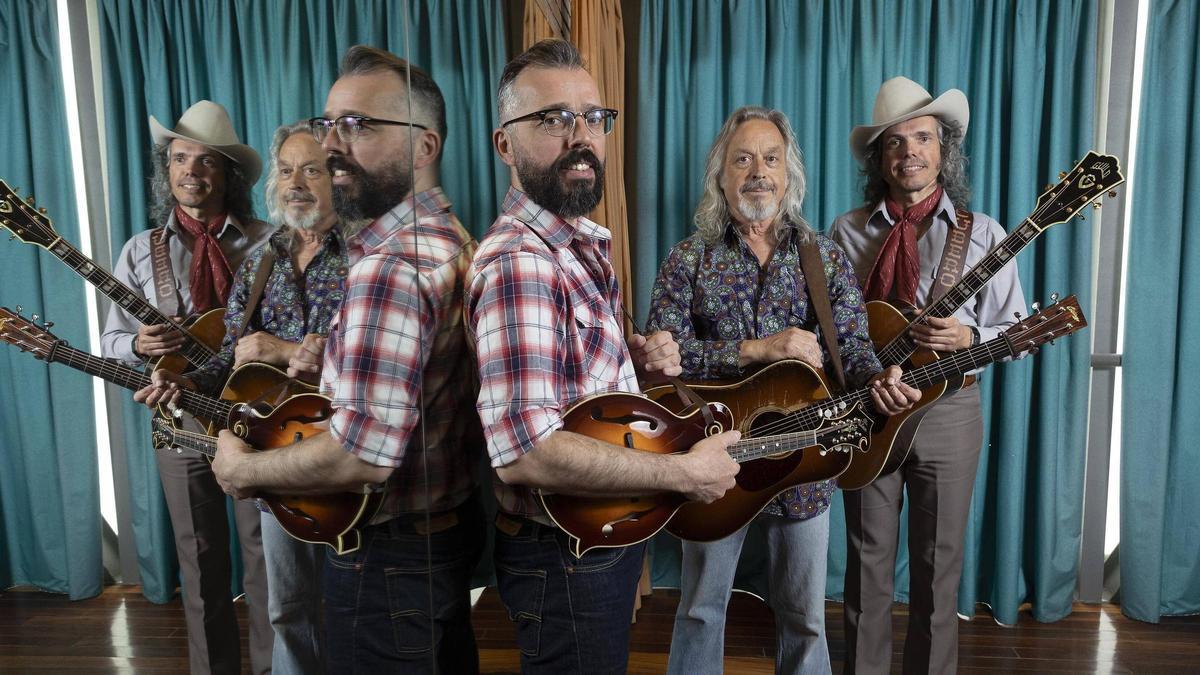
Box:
[232,431,392,495]
[496,430,688,497]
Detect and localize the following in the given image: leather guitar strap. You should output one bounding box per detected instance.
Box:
[799,241,846,392]
[149,228,181,318]
[929,209,973,302]
[237,248,276,339]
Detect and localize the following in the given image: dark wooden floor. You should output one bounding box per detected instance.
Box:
[1,585,1198,673]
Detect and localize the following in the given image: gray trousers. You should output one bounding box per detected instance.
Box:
[156,445,272,675]
[843,386,983,675]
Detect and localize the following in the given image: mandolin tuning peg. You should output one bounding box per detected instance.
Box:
[8,234,14,241]
[26,196,34,204]
[44,320,53,328]
[1014,311,1023,322]
[1093,202,1102,210]
[1058,171,1067,179]
[14,305,23,314]
[1050,292,1060,303]
[1031,302,1041,313]
[1108,190,1117,198]
[39,208,46,214]
[31,314,39,322]
[1043,184,1053,192]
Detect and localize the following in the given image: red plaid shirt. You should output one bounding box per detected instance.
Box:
[322,187,480,518]
[467,187,639,518]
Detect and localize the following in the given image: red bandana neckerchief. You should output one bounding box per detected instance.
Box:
[173,206,233,313]
[863,185,944,305]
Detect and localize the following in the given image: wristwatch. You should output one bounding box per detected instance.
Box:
[968,326,981,347]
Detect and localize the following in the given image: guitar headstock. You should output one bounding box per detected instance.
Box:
[150,416,175,450]
[0,179,59,248]
[1029,152,1125,232]
[1003,294,1088,353]
[0,306,62,360]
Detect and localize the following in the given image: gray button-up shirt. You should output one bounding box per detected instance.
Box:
[100,211,275,365]
[828,193,1026,373]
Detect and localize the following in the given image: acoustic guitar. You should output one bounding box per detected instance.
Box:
[0,179,223,374]
[632,296,1086,549]
[0,307,381,553]
[839,152,1124,489]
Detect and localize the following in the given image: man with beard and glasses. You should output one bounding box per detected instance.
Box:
[211,45,485,674]
[137,121,347,674]
[466,39,741,674]
[646,107,920,675]
[831,77,1025,675]
[101,100,273,675]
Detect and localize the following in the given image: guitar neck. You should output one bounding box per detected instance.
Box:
[45,341,233,423]
[45,238,215,367]
[877,218,1040,367]
[160,426,217,458]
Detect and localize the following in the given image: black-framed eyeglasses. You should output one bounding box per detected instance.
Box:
[308,115,428,144]
[501,107,619,137]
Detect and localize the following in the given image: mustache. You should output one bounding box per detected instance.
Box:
[741,178,774,193]
[327,155,361,175]
[283,189,317,203]
[555,148,601,173]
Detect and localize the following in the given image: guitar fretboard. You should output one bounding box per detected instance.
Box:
[47,340,233,423]
[877,219,1039,367]
[46,238,215,368]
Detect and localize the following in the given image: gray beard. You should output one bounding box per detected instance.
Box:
[735,199,779,223]
[283,207,322,231]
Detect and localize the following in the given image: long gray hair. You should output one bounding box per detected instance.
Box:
[264,120,313,225]
[694,106,812,244]
[148,141,255,227]
[861,118,971,209]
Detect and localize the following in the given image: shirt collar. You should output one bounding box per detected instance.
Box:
[721,218,802,249]
[872,190,957,227]
[352,186,452,254]
[501,186,610,250]
[166,211,247,239]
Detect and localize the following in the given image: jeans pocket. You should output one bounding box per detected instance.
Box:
[495,563,547,658]
[564,540,631,574]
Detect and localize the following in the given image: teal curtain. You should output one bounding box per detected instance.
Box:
[0,0,103,600]
[636,0,1097,625]
[96,0,507,603]
[1119,0,1200,624]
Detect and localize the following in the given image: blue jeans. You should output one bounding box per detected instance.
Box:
[260,510,326,674]
[493,514,646,674]
[323,497,485,674]
[668,509,832,675]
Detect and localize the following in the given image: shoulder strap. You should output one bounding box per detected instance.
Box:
[930,209,973,303]
[798,240,846,391]
[236,248,277,339]
[149,227,181,317]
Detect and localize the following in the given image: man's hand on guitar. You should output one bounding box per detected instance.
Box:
[134,320,186,357]
[235,331,298,368]
[287,333,327,383]
[214,430,256,500]
[868,365,922,415]
[629,330,683,378]
[740,327,823,369]
[909,313,972,352]
[676,429,742,503]
[133,368,195,408]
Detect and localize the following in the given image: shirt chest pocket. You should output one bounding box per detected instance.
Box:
[571,295,623,385]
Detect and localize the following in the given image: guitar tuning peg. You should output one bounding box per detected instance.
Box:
[1051,292,1060,303]
[1093,202,1102,210]
[1031,302,1041,313]
[14,305,23,314]
[1043,184,1053,192]
[44,320,53,328]
[31,314,39,322]
[26,196,34,204]
[8,234,14,241]
[1058,171,1067,179]
[1014,311,1023,321]
[1108,190,1117,198]
[39,208,46,214]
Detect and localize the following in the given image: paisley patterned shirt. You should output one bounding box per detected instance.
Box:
[190,227,348,395]
[646,222,881,520]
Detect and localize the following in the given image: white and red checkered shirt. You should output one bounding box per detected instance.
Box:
[467,187,639,518]
[322,187,480,519]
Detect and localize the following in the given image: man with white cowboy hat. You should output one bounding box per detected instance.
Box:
[830,77,1026,674]
[102,99,273,675]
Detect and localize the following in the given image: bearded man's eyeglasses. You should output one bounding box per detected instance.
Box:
[308,115,428,144]
[501,107,618,137]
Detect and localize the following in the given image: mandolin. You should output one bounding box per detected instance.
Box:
[0,306,381,553]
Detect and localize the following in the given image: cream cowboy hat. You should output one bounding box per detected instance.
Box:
[849,76,969,165]
[149,100,262,184]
